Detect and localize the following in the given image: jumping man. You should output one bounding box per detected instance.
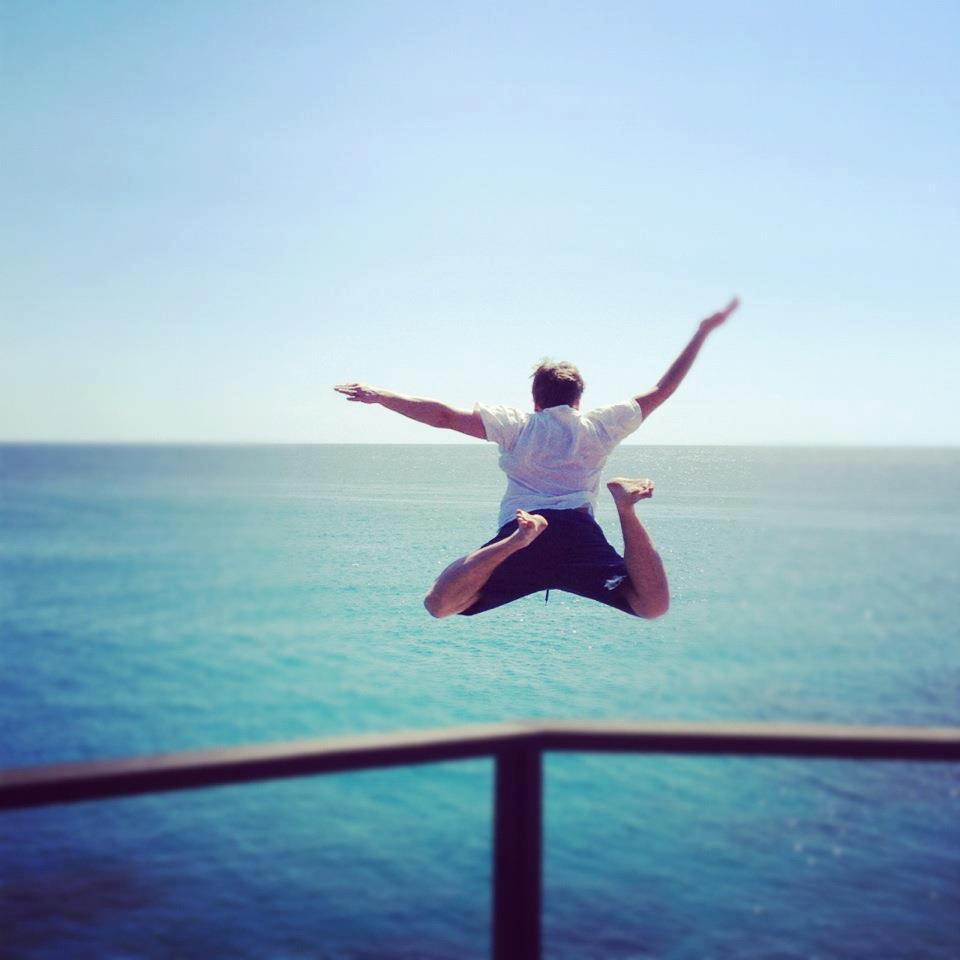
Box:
[335,298,738,619]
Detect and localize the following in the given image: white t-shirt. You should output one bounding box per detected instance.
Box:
[476,400,644,528]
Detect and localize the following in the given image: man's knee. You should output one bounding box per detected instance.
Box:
[423,592,445,618]
[627,593,670,620]
[424,590,456,619]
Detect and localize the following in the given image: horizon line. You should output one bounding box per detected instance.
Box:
[2,440,958,450]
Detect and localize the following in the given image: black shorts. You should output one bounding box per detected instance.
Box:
[460,509,636,616]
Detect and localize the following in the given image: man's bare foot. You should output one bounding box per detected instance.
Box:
[607,478,655,508]
[513,509,549,546]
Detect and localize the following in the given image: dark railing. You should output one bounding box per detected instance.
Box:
[3,721,959,960]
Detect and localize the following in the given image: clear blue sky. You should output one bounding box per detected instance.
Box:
[3,1,958,444]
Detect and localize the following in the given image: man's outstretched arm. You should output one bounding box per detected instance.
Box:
[334,383,486,439]
[634,297,739,420]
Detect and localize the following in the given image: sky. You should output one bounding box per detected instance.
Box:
[2,1,958,445]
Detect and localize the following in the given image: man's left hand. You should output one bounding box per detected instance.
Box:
[699,297,740,335]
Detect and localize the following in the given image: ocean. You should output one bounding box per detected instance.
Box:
[1,443,958,959]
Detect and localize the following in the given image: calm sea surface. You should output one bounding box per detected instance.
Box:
[1,444,958,959]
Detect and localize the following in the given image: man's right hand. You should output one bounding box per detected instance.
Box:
[334,383,383,404]
[333,384,486,439]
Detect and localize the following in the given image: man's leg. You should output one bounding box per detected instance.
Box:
[424,510,548,618]
[606,479,670,619]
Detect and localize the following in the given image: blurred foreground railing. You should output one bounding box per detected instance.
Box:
[3,721,959,960]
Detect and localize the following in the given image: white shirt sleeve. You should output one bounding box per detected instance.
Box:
[584,399,644,446]
[475,403,529,450]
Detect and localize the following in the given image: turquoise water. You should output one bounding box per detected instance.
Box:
[1,444,958,959]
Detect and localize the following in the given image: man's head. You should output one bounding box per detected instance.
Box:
[531,359,584,411]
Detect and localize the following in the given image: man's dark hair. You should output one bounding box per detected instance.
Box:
[531,359,585,409]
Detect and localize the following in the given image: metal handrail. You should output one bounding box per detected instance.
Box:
[3,721,959,960]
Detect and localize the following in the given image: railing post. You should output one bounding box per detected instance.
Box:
[492,744,542,960]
